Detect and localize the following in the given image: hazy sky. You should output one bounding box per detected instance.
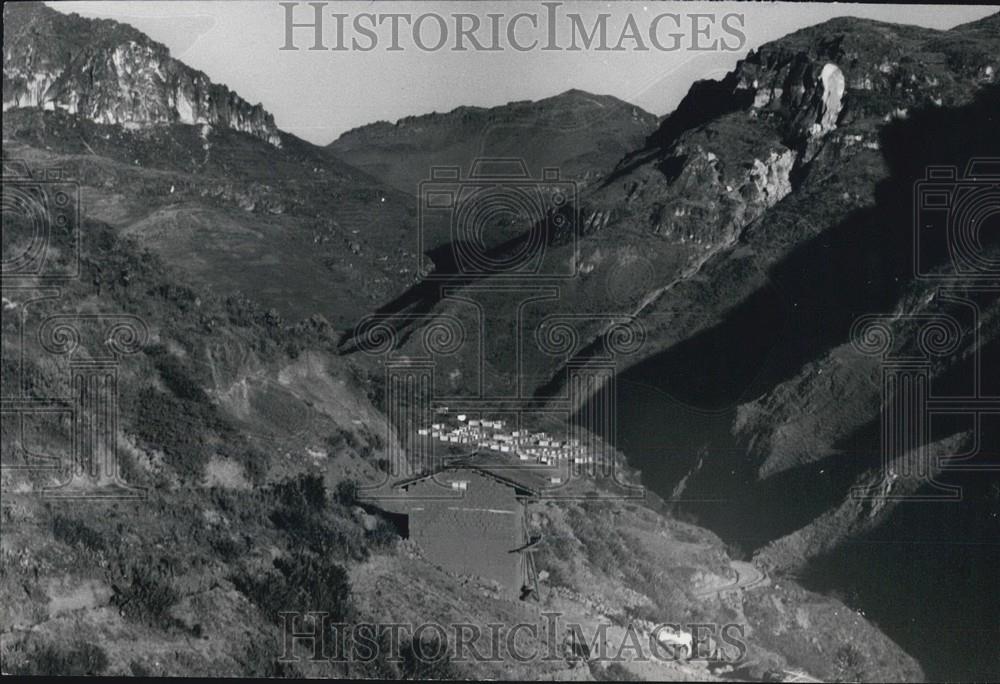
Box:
[49,1,998,145]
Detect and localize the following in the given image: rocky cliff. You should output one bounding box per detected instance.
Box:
[3,2,282,146]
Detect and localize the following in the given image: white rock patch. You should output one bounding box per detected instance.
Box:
[817,63,846,134]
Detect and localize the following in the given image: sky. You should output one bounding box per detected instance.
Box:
[49,1,998,146]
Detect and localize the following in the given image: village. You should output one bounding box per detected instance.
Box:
[416,412,594,485]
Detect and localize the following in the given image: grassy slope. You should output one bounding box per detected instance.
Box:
[3,109,422,326]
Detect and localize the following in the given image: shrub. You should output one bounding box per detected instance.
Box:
[147,345,207,402]
[333,479,359,507]
[51,514,105,553]
[596,662,641,681]
[398,634,462,680]
[242,639,303,678]
[835,643,867,680]
[109,560,180,628]
[131,387,217,480]
[268,475,369,559]
[234,550,353,626]
[209,533,246,562]
[269,474,328,538]
[365,517,400,549]
[10,640,109,676]
[325,428,358,454]
[623,603,663,625]
[724,539,747,561]
[231,445,269,487]
[274,473,327,511]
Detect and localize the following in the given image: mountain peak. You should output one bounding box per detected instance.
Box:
[2,1,282,146]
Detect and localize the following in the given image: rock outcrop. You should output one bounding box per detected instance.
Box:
[3,2,282,146]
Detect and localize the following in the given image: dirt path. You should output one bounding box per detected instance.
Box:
[692,560,770,598]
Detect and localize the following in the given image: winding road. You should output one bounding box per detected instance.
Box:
[692,560,770,598]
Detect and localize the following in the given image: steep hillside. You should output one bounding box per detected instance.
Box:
[2,110,420,325]
[328,89,658,193]
[2,2,426,327]
[0,181,915,679]
[348,14,1000,680]
[585,16,1000,681]
[3,3,996,680]
[367,14,998,405]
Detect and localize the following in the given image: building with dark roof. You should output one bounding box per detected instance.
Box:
[391,466,539,597]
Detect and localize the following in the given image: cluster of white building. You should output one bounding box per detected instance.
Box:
[416,414,594,466]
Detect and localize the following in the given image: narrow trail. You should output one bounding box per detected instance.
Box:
[692,560,770,598]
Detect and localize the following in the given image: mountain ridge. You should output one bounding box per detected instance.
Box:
[355,13,998,677]
[328,88,659,193]
[2,5,998,680]
[3,2,282,145]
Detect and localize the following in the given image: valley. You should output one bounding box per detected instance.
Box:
[2,2,998,680]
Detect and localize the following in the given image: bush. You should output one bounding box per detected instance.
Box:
[241,639,303,678]
[268,475,369,559]
[334,479,359,507]
[724,539,747,561]
[231,445,269,487]
[365,517,400,549]
[274,473,327,511]
[234,550,352,625]
[269,474,327,538]
[10,640,109,676]
[595,662,641,681]
[109,560,180,628]
[130,387,218,480]
[835,643,867,680]
[209,533,246,562]
[147,345,207,402]
[325,428,358,454]
[398,634,462,680]
[362,632,462,680]
[51,514,105,553]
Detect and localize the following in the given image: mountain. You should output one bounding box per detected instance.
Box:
[3,2,998,680]
[369,14,999,403]
[352,13,999,680]
[2,2,424,328]
[328,89,658,193]
[3,1,281,145]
